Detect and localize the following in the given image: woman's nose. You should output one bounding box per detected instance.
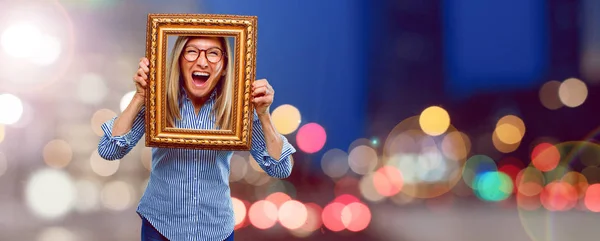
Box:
[196,52,209,68]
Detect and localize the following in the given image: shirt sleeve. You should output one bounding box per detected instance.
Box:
[97,106,146,161]
[249,111,297,179]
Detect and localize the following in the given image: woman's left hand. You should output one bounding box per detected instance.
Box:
[252,79,274,116]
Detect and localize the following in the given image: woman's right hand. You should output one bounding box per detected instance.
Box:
[133,57,150,100]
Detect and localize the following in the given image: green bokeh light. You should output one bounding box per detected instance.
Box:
[473,171,514,202]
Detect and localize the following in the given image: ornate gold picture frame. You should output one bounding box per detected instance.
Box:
[144,13,257,150]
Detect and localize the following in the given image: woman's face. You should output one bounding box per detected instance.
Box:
[179,37,226,100]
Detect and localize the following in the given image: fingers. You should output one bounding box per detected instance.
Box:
[252,79,268,89]
[137,68,148,80]
[139,61,149,74]
[252,95,270,104]
[140,57,149,66]
[252,86,268,96]
[133,57,150,87]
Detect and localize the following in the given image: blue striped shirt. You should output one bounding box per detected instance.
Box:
[97,89,296,241]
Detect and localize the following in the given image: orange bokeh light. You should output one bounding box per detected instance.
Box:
[266,192,292,209]
[584,184,600,212]
[372,166,404,197]
[232,197,247,227]
[540,181,578,211]
[322,202,346,232]
[278,200,308,230]
[300,203,323,232]
[531,143,560,172]
[341,202,371,232]
[248,200,278,229]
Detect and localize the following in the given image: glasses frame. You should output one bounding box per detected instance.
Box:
[183,46,226,63]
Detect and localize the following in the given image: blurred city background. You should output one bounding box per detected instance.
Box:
[0,0,599,240]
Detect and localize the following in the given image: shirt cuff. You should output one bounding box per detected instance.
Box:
[256,134,297,167]
[101,117,137,148]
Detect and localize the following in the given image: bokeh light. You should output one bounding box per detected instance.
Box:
[291,202,322,236]
[77,73,109,105]
[495,115,525,145]
[229,153,248,182]
[441,131,471,161]
[320,148,350,179]
[359,172,386,202]
[90,150,120,176]
[25,169,76,220]
[232,197,247,226]
[463,155,498,189]
[100,180,134,211]
[584,184,600,212]
[296,123,326,154]
[322,202,346,232]
[29,34,62,66]
[516,167,545,197]
[120,91,136,112]
[248,200,278,229]
[540,181,578,211]
[278,200,308,230]
[372,165,404,197]
[473,171,513,202]
[561,171,589,199]
[419,106,450,136]
[0,124,4,143]
[1,22,43,58]
[558,78,588,108]
[348,145,378,175]
[43,139,73,169]
[341,202,371,232]
[539,80,563,110]
[271,104,302,135]
[531,143,560,172]
[0,93,24,125]
[74,179,101,213]
[90,109,116,137]
[140,147,152,171]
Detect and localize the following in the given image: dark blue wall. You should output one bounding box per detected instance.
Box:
[442,0,550,99]
[199,0,368,163]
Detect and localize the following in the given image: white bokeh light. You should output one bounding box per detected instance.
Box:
[120,91,136,112]
[0,93,24,125]
[77,73,108,105]
[100,180,134,211]
[25,168,77,220]
[29,35,62,66]
[1,22,43,58]
[74,179,101,213]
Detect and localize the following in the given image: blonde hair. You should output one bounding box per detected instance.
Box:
[165,36,234,130]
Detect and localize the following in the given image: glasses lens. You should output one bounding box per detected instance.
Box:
[206,47,223,63]
[184,48,199,62]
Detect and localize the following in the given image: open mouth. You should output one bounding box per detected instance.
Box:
[192,71,210,87]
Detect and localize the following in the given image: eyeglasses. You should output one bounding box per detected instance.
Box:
[183,46,225,63]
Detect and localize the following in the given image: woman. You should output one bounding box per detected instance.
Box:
[97,35,296,241]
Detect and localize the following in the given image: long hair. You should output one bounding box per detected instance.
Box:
[165,36,234,130]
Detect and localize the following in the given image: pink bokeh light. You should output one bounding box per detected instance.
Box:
[296,123,327,154]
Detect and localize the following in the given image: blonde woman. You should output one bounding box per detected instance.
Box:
[97,35,296,241]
